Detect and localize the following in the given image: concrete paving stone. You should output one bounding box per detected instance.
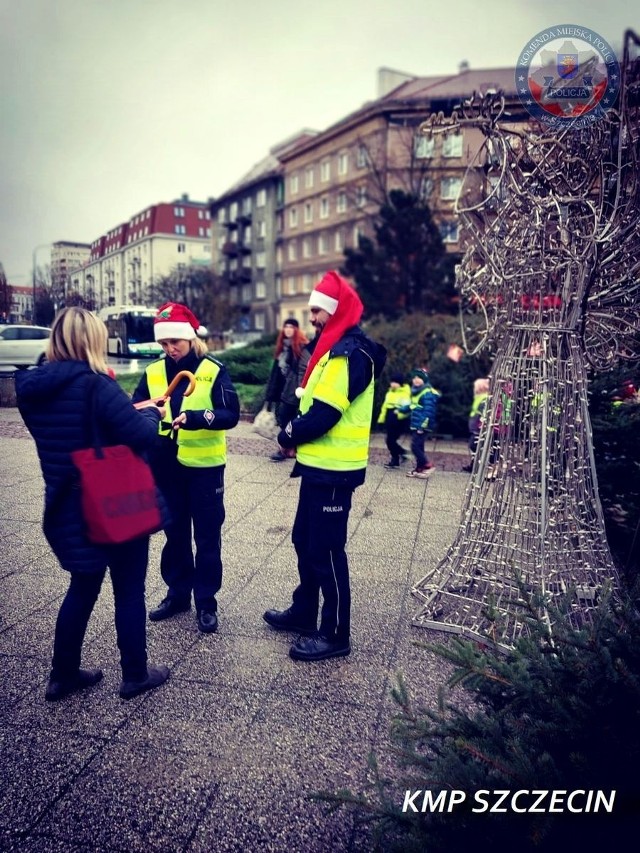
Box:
[188,697,375,853]
[271,646,391,708]
[110,681,267,758]
[0,410,476,852]
[31,741,219,853]
[0,724,106,850]
[177,633,286,693]
[0,652,50,711]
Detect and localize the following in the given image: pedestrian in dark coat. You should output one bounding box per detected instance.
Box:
[265,318,309,462]
[16,307,170,702]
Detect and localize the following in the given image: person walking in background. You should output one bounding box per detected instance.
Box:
[16,307,170,701]
[462,377,490,473]
[377,371,411,469]
[265,318,308,462]
[404,368,441,479]
[132,302,240,635]
[263,271,386,661]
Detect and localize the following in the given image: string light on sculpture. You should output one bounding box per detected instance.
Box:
[412,31,640,649]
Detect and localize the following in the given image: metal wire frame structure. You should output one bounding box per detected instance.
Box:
[412,31,640,649]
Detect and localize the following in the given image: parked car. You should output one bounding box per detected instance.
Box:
[0,325,50,368]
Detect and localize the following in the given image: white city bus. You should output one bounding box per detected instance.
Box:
[98,305,162,358]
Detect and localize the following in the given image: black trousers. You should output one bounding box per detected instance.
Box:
[290,478,353,642]
[384,412,407,461]
[155,460,225,611]
[51,537,149,683]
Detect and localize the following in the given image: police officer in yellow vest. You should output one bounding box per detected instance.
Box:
[132,303,239,634]
[263,272,386,661]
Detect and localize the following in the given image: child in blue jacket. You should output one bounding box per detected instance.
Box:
[403,369,442,479]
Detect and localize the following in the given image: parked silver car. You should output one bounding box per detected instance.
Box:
[0,325,50,367]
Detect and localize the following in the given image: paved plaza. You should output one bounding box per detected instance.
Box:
[0,408,468,852]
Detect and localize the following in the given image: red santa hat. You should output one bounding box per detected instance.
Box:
[299,271,363,390]
[154,302,201,341]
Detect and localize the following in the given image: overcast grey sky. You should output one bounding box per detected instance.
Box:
[0,0,635,285]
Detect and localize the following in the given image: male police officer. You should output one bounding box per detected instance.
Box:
[263,272,386,660]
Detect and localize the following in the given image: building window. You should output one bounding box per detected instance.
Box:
[320,160,330,182]
[256,251,266,268]
[320,197,329,219]
[174,206,185,217]
[174,224,186,235]
[243,225,252,243]
[198,210,204,219]
[177,243,186,253]
[305,166,314,189]
[258,220,266,238]
[356,144,369,168]
[230,201,238,220]
[318,233,328,255]
[254,311,265,330]
[338,151,349,176]
[336,191,347,213]
[414,136,435,159]
[290,173,299,195]
[242,197,252,215]
[334,230,344,252]
[304,202,313,224]
[302,237,312,259]
[355,186,367,208]
[256,188,266,207]
[285,276,296,295]
[302,273,312,293]
[242,284,252,302]
[353,225,362,246]
[218,208,227,223]
[198,227,204,236]
[420,176,434,200]
[289,207,298,228]
[442,133,463,157]
[440,220,460,243]
[288,241,297,261]
[440,177,462,200]
[256,281,266,299]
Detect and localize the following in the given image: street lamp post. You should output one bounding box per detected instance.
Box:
[32,243,51,323]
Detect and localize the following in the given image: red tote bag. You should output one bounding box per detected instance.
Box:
[71,444,163,544]
[71,377,164,545]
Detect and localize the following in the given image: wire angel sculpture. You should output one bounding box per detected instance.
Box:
[412,31,640,648]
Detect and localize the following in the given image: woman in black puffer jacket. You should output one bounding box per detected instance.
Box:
[16,307,169,702]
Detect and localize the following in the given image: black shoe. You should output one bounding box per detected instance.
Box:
[270,452,286,462]
[461,463,473,473]
[45,668,103,702]
[263,607,316,635]
[149,596,191,622]
[289,633,351,662]
[120,665,170,700]
[197,609,218,633]
[384,460,400,469]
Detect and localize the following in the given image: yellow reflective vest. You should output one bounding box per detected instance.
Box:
[146,357,227,467]
[377,384,411,424]
[296,351,374,472]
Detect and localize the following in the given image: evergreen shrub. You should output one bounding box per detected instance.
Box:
[328,588,640,851]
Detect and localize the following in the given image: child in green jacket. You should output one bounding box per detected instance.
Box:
[377,372,411,468]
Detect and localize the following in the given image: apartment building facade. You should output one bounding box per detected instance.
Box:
[209,132,317,337]
[50,241,91,300]
[68,195,212,310]
[276,67,519,326]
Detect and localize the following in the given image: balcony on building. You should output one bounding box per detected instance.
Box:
[222,241,239,256]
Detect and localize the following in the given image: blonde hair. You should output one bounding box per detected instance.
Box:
[191,337,209,357]
[47,307,109,374]
[474,377,490,395]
